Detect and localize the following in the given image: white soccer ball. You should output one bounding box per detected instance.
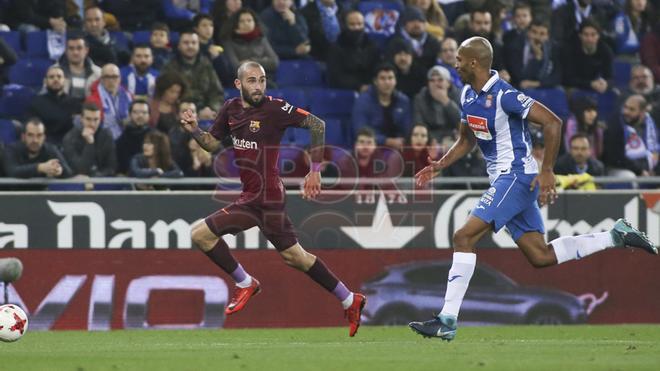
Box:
[0,304,28,342]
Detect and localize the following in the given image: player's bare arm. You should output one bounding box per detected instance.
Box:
[298,113,325,200]
[526,101,563,206]
[180,109,222,153]
[415,123,477,187]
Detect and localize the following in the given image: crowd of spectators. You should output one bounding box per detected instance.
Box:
[0,0,658,190]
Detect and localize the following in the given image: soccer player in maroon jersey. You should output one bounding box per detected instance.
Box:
[180,61,367,336]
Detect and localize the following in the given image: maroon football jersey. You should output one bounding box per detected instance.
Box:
[209,96,309,203]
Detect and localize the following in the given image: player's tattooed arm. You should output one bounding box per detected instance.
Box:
[191,128,222,153]
[299,113,325,163]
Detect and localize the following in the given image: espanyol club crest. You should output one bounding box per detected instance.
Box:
[249,120,261,133]
[485,94,493,108]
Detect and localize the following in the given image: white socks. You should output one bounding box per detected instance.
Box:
[236,275,253,288]
[551,231,614,264]
[440,252,476,318]
[341,293,354,310]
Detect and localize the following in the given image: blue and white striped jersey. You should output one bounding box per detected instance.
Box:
[460,71,539,182]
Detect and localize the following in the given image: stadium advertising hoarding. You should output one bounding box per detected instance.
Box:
[0,191,658,330]
[0,191,658,249]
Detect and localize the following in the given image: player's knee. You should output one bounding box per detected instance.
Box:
[452,229,471,249]
[528,250,556,268]
[280,245,310,270]
[191,220,215,252]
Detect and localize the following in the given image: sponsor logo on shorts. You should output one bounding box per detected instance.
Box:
[232,135,258,150]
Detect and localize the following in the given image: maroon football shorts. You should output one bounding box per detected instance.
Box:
[204,201,298,251]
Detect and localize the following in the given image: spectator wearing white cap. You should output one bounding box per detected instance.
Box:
[412,65,461,142]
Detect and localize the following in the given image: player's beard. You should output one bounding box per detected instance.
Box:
[241,86,265,107]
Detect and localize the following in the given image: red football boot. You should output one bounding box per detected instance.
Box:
[344,293,367,337]
[225,278,261,315]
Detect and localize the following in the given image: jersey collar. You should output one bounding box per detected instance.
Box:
[481,70,500,93]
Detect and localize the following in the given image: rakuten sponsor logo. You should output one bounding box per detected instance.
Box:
[232,135,258,150]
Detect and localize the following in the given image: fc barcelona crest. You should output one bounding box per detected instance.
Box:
[249,120,261,133]
[485,95,493,108]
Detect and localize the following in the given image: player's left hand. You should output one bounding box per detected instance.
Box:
[303,171,321,200]
[531,170,558,206]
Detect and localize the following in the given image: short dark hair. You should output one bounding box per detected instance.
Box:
[373,63,396,79]
[356,127,376,140]
[470,8,490,21]
[513,1,532,14]
[130,99,150,113]
[22,117,44,133]
[82,102,100,113]
[569,133,591,146]
[579,17,602,34]
[529,19,549,30]
[151,22,170,33]
[132,43,152,52]
[66,31,87,46]
[193,13,214,28]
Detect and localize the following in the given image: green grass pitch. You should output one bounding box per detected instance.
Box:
[2,325,659,371]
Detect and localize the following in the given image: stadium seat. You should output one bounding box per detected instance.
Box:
[293,127,310,147]
[276,60,323,87]
[571,89,619,121]
[0,119,18,144]
[0,84,36,119]
[93,183,133,191]
[110,31,130,51]
[278,146,305,175]
[613,60,632,88]
[224,88,240,100]
[309,88,357,117]
[268,87,308,109]
[522,88,570,119]
[324,118,346,147]
[0,31,21,55]
[8,58,52,87]
[25,31,48,58]
[132,31,179,47]
[47,183,86,191]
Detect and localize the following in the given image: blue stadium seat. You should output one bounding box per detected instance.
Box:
[278,146,305,175]
[0,84,36,119]
[293,127,310,147]
[224,88,240,100]
[310,88,357,117]
[571,89,619,121]
[324,118,346,147]
[0,119,18,144]
[613,60,632,88]
[132,30,152,45]
[93,183,133,190]
[0,31,21,55]
[47,183,86,191]
[268,87,308,109]
[110,31,130,51]
[131,30,180,47]
[276,60,323,87]
[8,58,52,87]
[25,31,48,58]
[522,88,570,119]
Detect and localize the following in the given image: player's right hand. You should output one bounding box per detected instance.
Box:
[180,109,198,133]
[415,156,445,187]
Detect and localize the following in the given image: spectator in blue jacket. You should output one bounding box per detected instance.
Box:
[162,0,212,31]
[352,63,412,150]
[260,0,310,59]
[612,0,654,57]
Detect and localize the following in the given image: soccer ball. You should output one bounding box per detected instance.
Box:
[0,304,28,342]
